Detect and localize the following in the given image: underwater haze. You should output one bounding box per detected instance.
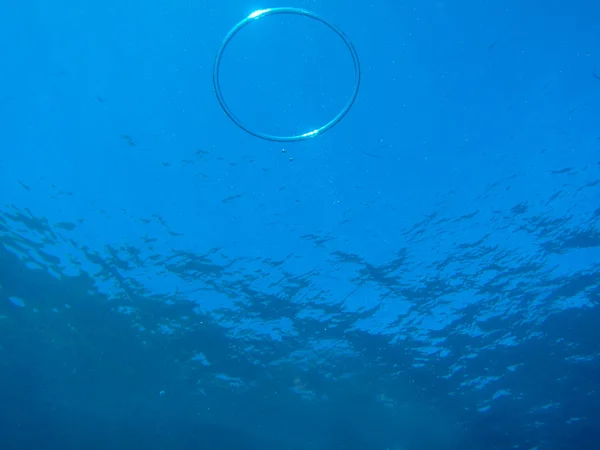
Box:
[0,0,599,449]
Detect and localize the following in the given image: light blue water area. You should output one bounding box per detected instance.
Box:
[0,0,598,449]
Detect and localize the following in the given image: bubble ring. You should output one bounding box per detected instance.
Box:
[213,7,361,142]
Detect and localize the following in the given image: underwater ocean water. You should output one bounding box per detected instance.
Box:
[0,0,599,449]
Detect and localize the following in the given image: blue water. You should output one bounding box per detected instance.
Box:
[0,0,599,449]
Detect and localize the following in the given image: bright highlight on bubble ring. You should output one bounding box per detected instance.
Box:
[213,7,361,143]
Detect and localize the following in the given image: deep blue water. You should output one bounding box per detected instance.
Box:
[0,0,599,449]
